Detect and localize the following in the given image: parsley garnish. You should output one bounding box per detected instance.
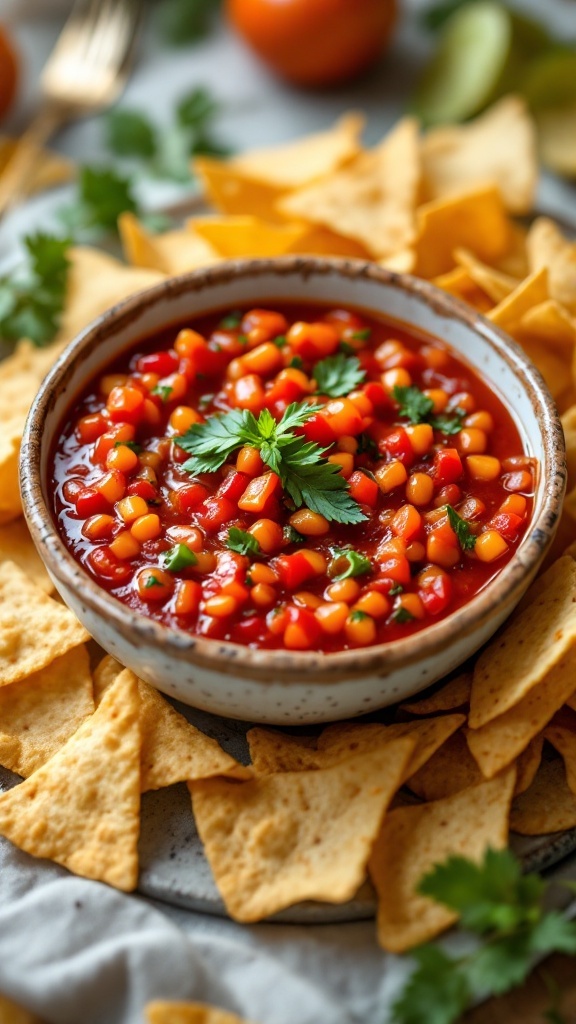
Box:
[105,110,157,159]
[144,575,163,589]
[288,356,303,369]
[175,402,366,525]
[392,848,576,1024]
[349,609,370,622]
[330,548,372,581]
[446,504,476,551]
[283,525,306,545]
[350,328,371,340]
[226,527,261,557]
[0,233,70,347]
[157,0,222,45]
[114,440,142,454]
[163,544,198,572]
[389,583,404,596]
[272,335,287,348]
[62,166,140,234]
[393,606,415,624]
[219,311,243,329]
[393,385,465,434]
[313,353,366,397]
[152,385,174,402]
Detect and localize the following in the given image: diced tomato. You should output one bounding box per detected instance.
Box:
[230,375,266,414]
[347,470,379,508]
[322,397,364,437]
[62,478,87,504]
[176,482,210,514]
[283,604,322,649]
[238,472,280,514]
[217,470,252,503]
[106,385,145,425]
[486,511,524,543]
[126,479,158,503]
[136,350,179,377]
[274,551,317,589]
[76,412,109,444]
[209,329,247,358]
[196,496,237,532]
[86,546,133,584]
[93,423,136,464]
[235,614,268,643]
[376,555,412,586]
[362,382,391,413]
[75,487,110,518]
[418,568,453,616]
[433,448,463,486]
[298,413,337,447]
[380,427,414,466]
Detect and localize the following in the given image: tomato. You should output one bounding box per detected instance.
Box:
[0,27,18,120]
[226,0,397,87]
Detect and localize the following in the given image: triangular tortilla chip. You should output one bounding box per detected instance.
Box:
[518,299,576,349]
[0,519,54,594]
[0,562,90,687]
[146,1003,255,1024]
[278,118,420,259]
[469,556,576,728]
[230,112,364,189]
[119,212,220,275]
[194,157,287,222]
[369,768,516,952]
[527,217,576,315]
[421,96,537,215]
[453,247,518,303]
[510,757,576,835]
[0,429,21,525]
[0,668,141,890]
[190,738,415,922]
[189,215,308,258]
[487,267,549,333]
[0,645,94,777]
[414,185,511,279]
[432,266,494,313]
[399,672,472,715]
[544,720,576,795]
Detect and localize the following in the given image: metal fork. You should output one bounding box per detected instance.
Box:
[0,0,142,219]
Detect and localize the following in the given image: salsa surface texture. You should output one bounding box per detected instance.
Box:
[51,303,535,651]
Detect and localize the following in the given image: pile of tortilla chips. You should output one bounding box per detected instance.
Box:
[2,92,576,957]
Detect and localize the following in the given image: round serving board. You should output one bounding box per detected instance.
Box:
[2,693,576,924]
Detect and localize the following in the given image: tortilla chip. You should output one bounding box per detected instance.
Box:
[93,653,124,700]
[0,136,73,195]
[469,556,576,728]
[369,768,516,952]
[247,728,320,774]
[55,248,165,347]
[190,738,415,922]
[510,756,576,835]
[0,429,21,525]
[230,112,364,189]
[278,118,420,260]
[379,249,416,274]
[190,215,309,258]
[536,103,576,180]
[466,648,576,778]
[562,406,576,489]
[488,266,549,334]
[414,185,511,279]
[119,213,219,275]
[0,668,141,890]
[146,1003,254,1024]
[399,672,472,715]
[0,562,90,687]
[406,731,484,801]
[453,247,517,304]
[544,721,576,795]
[0,993,46,1024]
[0,519,54,594]
[194,157,287,222]
[290,224,371,259]
[0,645,94,777]
[526,217,576,315]
[520,338,568,399]
[432,266,493,312]
[421,96,537,215]
[515,736,545,796]
[518,299,576,348]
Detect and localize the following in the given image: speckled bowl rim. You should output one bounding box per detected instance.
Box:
[21,257,566,684]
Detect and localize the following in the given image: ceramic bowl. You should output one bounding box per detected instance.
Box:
[21,258,566,724]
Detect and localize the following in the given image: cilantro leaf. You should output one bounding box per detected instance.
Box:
[393,606,415,623]
[330,548,372,581]
[226,527,261,557]
[0,233,70,347]
[176,408,259,473]
[393,385,435,424]
[177,87,219,133]
[313,353,366,398]
[105,110,158,159]
[114,440,142,454]
[144,575,163,589]
[391,946,470,1024]
[283,525,306,545]
[152,384,174,402]
[62,166,139,235]
[349,609,370,623]
[219,311,243,330]
[429,408,466,435]
[445,504,477,552]
[158,0,222,46]
[163,544,198,572]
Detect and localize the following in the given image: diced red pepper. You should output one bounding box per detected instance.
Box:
[136,350,179,377]
[433,448,463,486]
[274,552,317,589]
[176,482,210,514]
[217,470,252,503]
[347,470,379,508]
[362,382,391,413]
[196,496,237,532]
[93,423,136,464]
[237,472,280,514]
[376,555,412,586]
[86,546,133,584]
[380,427,414,466]
[298,413,337,448]
[75,487,110,518]
[418,570,453,616]
[486,511,524,543]
[126,479,158,503]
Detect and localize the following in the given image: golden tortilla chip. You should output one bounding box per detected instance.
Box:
[421,96,537,215]
[510,757,576,835]
[231,112,364,189]
[469,556,576,728]
[413,185,511,279]
[0,519,54,594]
[190,738,415,922]
[526,217,576,315]
[536,103,576,180]
[119,213,219,275]
[518,299,576,349]
[562,406,576,488]
[247,728,320,774]
[432,266,493,313]
[515,736,545,796]
[145,1003,255,1024]
[453,247,517,303]
[544,721,576,795]
[0,562,90,687]
[520,338,568,399]
[466,648,576,778]
[379,249,416,274]
[399,672,472,715]
[487,266,549,333]
[290,224,371,259]
[194,157,287,222]
[406,731,483,801]
[0,136,73,195]
[0,429,21,525]
[0,668,141,890]
[93,653,123,700]
[0,645,94,777]
[190,215,308,258]
[0,993,46,1024]
[278,118,420,260]
[369,768,516,952]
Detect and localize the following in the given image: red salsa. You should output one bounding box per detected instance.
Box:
[51,304,535,652]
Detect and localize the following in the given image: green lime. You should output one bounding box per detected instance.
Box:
[413,2,513,125]
[521,48,576,110]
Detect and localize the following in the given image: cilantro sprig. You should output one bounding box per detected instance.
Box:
[393,385,465,434]
[330,547,372,581]
[225,527,261,557]
[0,233,70,347]
[175,402,366,525]
[392,848,576,1024]
[446,504,477,551]
[313,353,366,398]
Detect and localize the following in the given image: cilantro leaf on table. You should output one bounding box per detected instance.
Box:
[105,110,158,159]
[445,504,476,551]
[157,0,222,46]
[226,527,261,557]
[392,945,470,1024]
[0,233,70,347]
[60,165,140,236]
[313,353,366,397]
[393,385,464,434]
[175,401,366,524]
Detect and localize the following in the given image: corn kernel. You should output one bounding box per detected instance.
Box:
[500,494,527,516]
[109,530,141,560]
[326,578,361,603]
[300,549,327,574]
[170,405,201,434]
[375,460,408,493]
[106,445,139,474]
[116,495,149,524]
[397,593,425,619]
[382,367,412,391]
[337,435,359,455]
[251,583,276,607]
[423,388,448,413]
[82,514,115,541]
[345,612,377,646]
[353,591,390,618]
[130,513,162,543]
[464,410,494,432]
[328,452,354,478]
[289,509,330,536]
[249,518,284,553]
[475,530,509,562]
[406,472,434,507]
[315,601,349,634]
[466,455,501,481]
[204,595,238,617]
[457,428,487,454]
[405,423,433,456]
[194,551,218,574]
[248,563,279,585]
[293,591,323,609]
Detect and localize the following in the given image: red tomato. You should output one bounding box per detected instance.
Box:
[0,27,18,120]
[226,0,397,87]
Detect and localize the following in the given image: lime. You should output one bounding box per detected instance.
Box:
[521,48,576,110]
[413,2,512,125]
